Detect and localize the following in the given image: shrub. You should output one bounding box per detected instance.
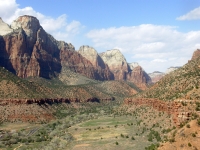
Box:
[188,142,192,147]
[115,141,119,145]
[192,133,196,137]
[186,124,190,128]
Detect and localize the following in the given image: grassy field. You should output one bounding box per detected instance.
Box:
[68,116,154,150]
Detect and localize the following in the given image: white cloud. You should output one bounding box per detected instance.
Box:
[177,6,200,20]
[86,25,200,72]
[0,0,83,42]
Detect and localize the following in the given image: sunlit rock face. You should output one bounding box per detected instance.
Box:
[100,49,151,90]
[0,16,112,80]
[148,71,165,83]
[78,45,114,80]
[0,18,13,35]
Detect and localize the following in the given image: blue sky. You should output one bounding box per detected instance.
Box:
[0,0,200,73]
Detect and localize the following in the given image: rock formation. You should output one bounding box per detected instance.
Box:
[100,49,128,80]
[165,67,180,74]
[0,18,13,35]
[78,45,114,80]
[100,49,151,89]
[0,15,151,87]
[191,49,200,60]
[0,15,61,78]
[148,71,165,83]
[126,65,151,90]
[0,16,112,80]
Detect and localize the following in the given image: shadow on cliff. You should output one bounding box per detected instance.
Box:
[0,36,16,74]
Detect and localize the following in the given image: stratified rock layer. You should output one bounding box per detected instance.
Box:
[100,49,151,89]
[78,45,114,80]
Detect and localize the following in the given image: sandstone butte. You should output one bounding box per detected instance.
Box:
[0,15,151,89]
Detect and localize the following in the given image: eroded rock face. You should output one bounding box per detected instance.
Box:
[100,49,151,89]
[0,18,13,35]
[191,49,200,60]
[148,71,165,83]
[0,16,113,80]
[100,49,129,80]
[78,45,114,80]
[0,16,61,78]
[127,66,151,90]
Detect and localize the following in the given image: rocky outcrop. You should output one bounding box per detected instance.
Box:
[148,71,165,83]
[191,49,200,60]
[78,45,114,80]
[165,67,180,74]
[124,98,193,126]
[0,97,114,106]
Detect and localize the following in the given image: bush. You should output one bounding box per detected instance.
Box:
[186,124,190,128]
[192,133,196,137]
[131,136,135,140]
[115,141,119,145]
[188,142,192,147]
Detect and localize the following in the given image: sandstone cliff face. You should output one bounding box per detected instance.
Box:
[0,16,113,80]
[100,49,151,89]
[100,49,128,80]
[78,45,114,80]
[0,18,13,35]
[0,15,151,87]
[0,15,61,78]
[148,71,165,83]
[126,65,151,90]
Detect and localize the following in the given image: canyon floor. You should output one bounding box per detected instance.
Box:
[0,101,177,150]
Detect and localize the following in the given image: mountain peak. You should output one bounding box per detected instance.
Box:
[11,15,41,36]
[191,49,200,60]
[128,62,139,71]
[0,17,13,35]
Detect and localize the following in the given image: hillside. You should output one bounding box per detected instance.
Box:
[133,53,200,101]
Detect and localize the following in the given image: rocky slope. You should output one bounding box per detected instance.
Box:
[158,119,200,150]
[131,49,200,101]
[100,49,151,89]
[0,65,139,122]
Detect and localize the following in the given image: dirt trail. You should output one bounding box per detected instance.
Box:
[13,144,22,150]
